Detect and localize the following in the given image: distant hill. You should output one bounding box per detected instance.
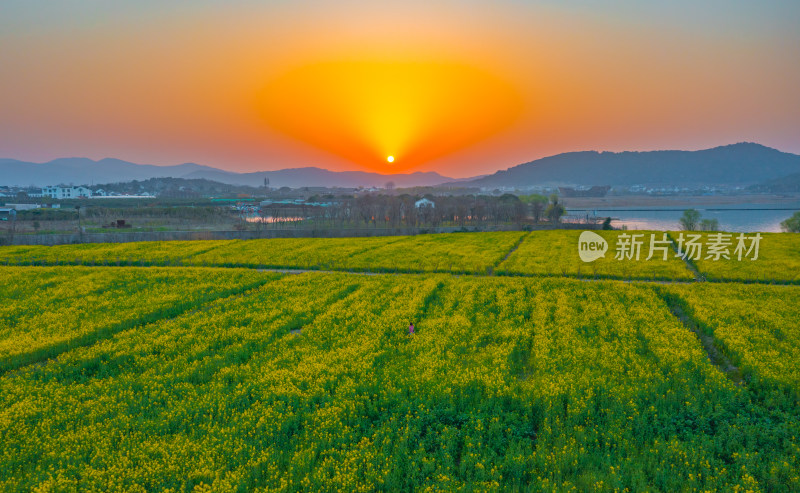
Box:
[5,143,800,190]
[181,167,456,189]
[0,158,457,188]
[463,143,800,188]
[749,171,800,193]
[0,158,219,188]
[94,177,262,197]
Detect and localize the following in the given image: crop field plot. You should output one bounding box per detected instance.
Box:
[187,236,401,270]
[188,232,521,273]
[1,261,799,491]
[672,232,800,283]
[495,230,696,280]
[0,231,526,274]
[0,240,231,267]
[341,231,526,273]
[663,282,800,390]
[0,266,275,372]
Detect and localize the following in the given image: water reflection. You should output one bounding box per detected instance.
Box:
[245,216,304,223]
[568,204,800,232]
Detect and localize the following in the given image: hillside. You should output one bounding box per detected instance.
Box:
[750,171,800,193]
[0,158,455,189]
[465,143,800,188]
[6,143,800,190]
[182,167,456,189]
[93,177,262,197]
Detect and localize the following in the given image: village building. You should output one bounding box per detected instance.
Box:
[42,186,93,199]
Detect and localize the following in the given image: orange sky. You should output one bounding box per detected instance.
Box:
[258,60,523,172]
[1,1,798,177]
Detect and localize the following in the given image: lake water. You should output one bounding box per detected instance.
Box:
[567,202,800,232]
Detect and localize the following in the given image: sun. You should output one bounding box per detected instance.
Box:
[259,60,523,172]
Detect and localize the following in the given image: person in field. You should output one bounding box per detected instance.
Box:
[408,322,415,336]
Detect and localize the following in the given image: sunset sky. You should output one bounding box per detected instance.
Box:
[2,1,798,177]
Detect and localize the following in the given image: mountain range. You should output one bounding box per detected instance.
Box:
[465,143,800,188]
[0,158,457,189]
[2,143,799,190]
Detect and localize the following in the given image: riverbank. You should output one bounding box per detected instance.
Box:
[563,193,800,208]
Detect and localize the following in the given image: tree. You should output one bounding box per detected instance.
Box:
[520,194,548,223]
[781,211,800,232]
[545,194,565,224]
[602,217,613,230]
[679,209,701,231]
[700,218,720,231]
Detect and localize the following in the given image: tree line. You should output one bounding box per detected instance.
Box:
[256,193,569,229]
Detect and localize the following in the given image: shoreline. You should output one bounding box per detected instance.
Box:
[562,193,800,209]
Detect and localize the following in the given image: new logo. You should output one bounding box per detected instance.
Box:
[578,231,608,262]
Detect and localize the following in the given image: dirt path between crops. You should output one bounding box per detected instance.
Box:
[9,262,798,286]
[254,266,702,285]
[666,232,707,282]
[488,231,531,276]
[656,290,743,384]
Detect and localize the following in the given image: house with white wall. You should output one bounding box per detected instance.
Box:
[43,186,93,199]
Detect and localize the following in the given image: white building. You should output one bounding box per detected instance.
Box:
[43,186,93,199]
[415,198,435,208]
[4,203,41,211]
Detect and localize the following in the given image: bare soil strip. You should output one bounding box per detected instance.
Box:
[489,231,531,275]
[666,232,706,282]
[13,262,800,286]
[655,289,743,384]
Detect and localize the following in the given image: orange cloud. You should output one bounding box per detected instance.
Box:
[258,59,524,172]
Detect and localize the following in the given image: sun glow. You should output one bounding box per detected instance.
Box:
[259,60,523,172]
